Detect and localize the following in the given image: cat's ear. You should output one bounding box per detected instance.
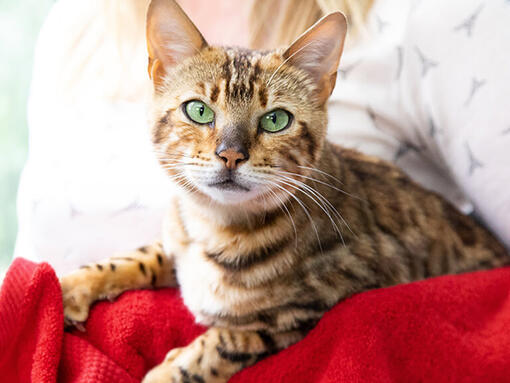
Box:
[283,12,347,103]
[146,0,208,85]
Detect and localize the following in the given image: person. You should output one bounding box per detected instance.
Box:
[15,0,510,275]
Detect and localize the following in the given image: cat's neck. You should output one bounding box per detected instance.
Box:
[178,192,283,229]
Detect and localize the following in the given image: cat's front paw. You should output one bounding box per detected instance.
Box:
[143,348,225,383]
[142,362,184,383]
[60,273,97,327]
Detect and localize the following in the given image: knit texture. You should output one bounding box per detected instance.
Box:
[1,258,509,382]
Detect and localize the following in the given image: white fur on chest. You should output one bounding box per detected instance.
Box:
[175,243,227,326]
[164,199,259,326]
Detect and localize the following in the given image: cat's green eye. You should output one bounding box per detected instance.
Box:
[184,100,215,124]
[260,109,292,133]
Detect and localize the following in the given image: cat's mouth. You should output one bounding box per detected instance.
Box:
[208,179,250,192]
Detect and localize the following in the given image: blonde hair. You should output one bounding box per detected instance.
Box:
[249,0,374,49]
[35,0,151,103]
[38,0,372,103]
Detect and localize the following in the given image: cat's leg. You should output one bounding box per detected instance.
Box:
[60,242,176,326]
[142,327,293,383]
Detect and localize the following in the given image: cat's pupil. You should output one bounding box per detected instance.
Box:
[271,113,277,124]
[199,105,204,116]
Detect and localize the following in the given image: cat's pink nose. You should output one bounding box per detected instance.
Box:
[216,148,248,170]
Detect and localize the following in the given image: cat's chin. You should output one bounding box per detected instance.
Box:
[201,186,262,206]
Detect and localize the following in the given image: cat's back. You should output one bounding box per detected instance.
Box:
[327,143,508,274]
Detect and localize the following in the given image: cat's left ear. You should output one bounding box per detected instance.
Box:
[146,0,208,86]
[283,12,347,103]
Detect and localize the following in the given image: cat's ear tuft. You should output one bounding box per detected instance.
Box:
[146,0,208,85]
[283,12,347,103]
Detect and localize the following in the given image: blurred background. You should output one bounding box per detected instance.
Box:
[0,0,53,278]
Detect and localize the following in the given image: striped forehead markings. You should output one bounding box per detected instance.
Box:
[210,85,220,103]
[220,50,267,104]
[258,87,268,108]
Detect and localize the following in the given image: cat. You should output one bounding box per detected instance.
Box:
[59,0,509,382]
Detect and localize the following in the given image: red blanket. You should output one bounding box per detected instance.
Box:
[1,258,509,383]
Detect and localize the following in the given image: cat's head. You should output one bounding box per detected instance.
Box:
[147,0,346,210]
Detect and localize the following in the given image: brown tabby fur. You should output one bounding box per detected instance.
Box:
[60,1,509,382]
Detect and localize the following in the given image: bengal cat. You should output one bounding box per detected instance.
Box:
[60,0,509,382]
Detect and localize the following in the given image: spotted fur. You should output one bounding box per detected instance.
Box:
[60,1,508,382]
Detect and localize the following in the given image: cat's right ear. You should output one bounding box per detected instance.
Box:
[283,12,347,104]
[146,0,208,85]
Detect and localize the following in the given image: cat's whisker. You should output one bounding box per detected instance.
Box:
[157,155,194,162]
[152,149,188,155]
[277,174,354,241]
[160,163,197,169]
[276,169,361,201]
[266,179,323,254]
[295,165,364,203]
[159,162,190,168]
[172,173,199,195]
[266,188,298,247]
[159,161,214,170]
[168,174,205,195]
[273,175,344,245]
[158,154,195,161]
[278,171,354,226]
[159,161,189,166]
[160,166,190,173]
[152,149,191,157]
[297,164,344,185]
[152,149,195,161]
[266,40,315,87]
[276,172,355,235]
[165,171,187,178]
[166,174,189,185]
